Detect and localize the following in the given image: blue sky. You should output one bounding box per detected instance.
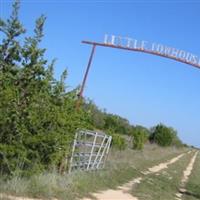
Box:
[1,0,200,147]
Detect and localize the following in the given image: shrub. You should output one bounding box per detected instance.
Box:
[107,131,127,150]
[132,128,148,150]
[149,124,178,147]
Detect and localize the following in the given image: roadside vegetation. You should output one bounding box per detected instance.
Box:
[0,145,188,200]
[0,1,197,200]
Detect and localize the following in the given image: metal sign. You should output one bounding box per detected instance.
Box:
[76,34,200,108]
[103,34,200,69]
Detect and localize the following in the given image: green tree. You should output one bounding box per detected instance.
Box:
[104,114,131,135]
[107,129,127,150]
[83,99,105,130]
[132,126,148,150]
[0,1,90,176]
[149,124,179,147]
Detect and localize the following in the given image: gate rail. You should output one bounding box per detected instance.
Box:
[69,130,112,172]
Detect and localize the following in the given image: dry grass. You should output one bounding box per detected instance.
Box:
[107,143,187,169]
[0,144,188,200]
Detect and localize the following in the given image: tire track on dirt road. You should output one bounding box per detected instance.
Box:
[175,151,199,200]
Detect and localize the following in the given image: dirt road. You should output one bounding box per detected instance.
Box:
[82,152,188,200]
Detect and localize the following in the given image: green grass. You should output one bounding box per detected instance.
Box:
[183,151,200,200]
[130,151,196,200]
[0,145,188,200]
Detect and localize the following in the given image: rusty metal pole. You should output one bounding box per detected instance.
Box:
[76,44,96,109]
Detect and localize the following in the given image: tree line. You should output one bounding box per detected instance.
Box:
[0,1,184,177]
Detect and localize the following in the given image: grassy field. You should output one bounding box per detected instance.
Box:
[183,152,200,200]
[0,144,188,200]
[130,151,196,200]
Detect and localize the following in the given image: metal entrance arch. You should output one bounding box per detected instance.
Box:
[77,34,200,108]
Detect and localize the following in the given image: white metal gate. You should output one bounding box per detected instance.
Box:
[69,130,112,172]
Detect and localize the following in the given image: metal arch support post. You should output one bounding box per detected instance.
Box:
[76,45,96,109]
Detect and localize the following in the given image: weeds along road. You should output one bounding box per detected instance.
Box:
[83,150,199,200]
[1,149,198,200]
